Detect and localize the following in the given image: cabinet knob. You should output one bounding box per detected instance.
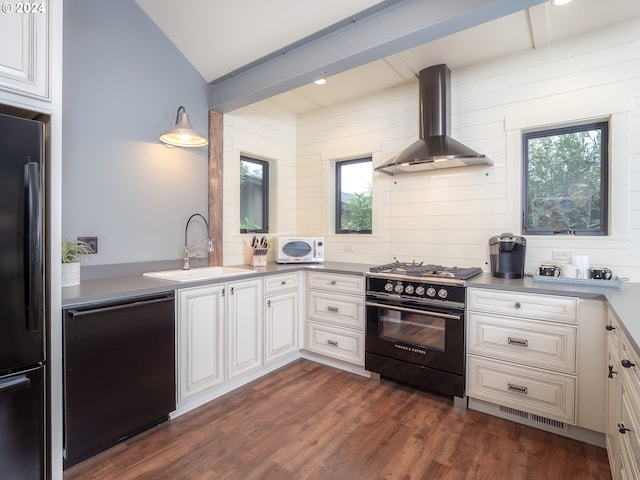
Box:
[605,324,616,331]
[621,359,636,369]
[514,302,521,309]
[230,287,234,295]
[267,300,271,307]
[330,280,337,285]
[281,281,286,285]
[618,423,630,434]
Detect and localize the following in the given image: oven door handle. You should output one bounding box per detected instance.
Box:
[365,301,462,320]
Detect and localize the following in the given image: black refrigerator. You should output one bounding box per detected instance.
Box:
[0,112,46,479]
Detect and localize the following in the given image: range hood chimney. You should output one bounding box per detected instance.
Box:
[376,64,493,175]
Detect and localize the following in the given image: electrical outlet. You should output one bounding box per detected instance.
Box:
[343,244,354,253]
[552,249,571,260]
[78,236,98,254]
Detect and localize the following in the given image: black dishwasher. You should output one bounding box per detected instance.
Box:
[63,293,176,468]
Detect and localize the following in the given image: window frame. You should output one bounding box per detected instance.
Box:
[522,121,609,236]
[335,157,372,234]
[240,155,269,234]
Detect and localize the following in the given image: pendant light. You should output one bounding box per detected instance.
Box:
[159,106,208,148]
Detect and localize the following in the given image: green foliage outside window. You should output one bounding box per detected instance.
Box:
[524,122,608,235]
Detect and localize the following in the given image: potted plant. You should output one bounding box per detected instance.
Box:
[61,237,93,287]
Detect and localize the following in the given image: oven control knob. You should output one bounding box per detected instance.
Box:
[394,283,404,294]
[415,285,425,296]
[438,288,448,299]
[384,282,394,292]
[426,287,436,297]
[405,285,414,295]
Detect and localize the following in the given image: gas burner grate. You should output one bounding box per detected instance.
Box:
[369,261,482,280]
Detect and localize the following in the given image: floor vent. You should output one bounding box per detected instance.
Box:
[498,405,567,432]
[499,405,529,419]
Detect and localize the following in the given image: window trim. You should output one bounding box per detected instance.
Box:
[522,121,609,236]
[240,155,269,234]
[335,157,372,234]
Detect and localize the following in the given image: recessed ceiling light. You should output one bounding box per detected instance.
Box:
[552,0,572,5]
[314,78,327,85]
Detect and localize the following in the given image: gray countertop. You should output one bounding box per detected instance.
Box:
[62,261,639,354]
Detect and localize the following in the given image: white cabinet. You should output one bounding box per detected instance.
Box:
[264,273,299,363]
[177,277,263,402]
[177,284,225,402]
[226,278,263,379]
[467,288,606,442]
[0,0,49,100]
[606,310,640,480]
[305,271,365,366]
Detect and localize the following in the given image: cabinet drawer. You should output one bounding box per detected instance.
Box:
[467,356,576,424]
[307,271,364,295]
[264,272,299,294]
[620,380,640,478]
[620,336,640,403]
[467,312,577,374]
[306,322,364,365]
[308,290,364,329]
[468,288,577,324]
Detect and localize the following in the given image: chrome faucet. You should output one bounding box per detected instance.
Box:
[183,213,214,270]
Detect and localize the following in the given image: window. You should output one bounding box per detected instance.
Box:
[523,122,608,235]
[335,157,372,234]
[240,156,269,233]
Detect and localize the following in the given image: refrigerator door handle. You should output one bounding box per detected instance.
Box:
[25,161,43,332]
[0,374,31,394]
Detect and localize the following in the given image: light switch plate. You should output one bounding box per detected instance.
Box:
[552,249,571,260]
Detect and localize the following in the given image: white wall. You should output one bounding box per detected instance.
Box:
[294,18,640,281]
[222,101,297,266]
[62,0,210,267]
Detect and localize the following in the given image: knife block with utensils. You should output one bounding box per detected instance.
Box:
[250,236,268,266]
[250,247,268,266]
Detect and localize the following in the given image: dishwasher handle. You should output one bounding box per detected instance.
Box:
[66,294,174,318]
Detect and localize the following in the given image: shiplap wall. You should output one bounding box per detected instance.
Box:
[295,18,640,280]
[223,101,297,265]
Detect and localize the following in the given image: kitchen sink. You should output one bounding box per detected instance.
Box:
[143,266,256,282]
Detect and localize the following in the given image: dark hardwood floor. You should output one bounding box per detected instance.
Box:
[64,359,611,480]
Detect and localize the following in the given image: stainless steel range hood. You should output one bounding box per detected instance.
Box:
[376,64,493,176]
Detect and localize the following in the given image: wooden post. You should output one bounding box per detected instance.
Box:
[208,110,223,266]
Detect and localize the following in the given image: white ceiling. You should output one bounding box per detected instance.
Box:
[136,0,640,114]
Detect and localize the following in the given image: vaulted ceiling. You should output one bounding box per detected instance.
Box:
[135,0,640,114]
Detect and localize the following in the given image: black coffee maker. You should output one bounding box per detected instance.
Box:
[489,232,527,279]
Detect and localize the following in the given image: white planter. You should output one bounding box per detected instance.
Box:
[61,262,81,287]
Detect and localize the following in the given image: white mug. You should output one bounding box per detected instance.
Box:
[560,264,580,279]
[570,256,589,279]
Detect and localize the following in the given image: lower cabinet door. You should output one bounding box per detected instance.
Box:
[306,322,364,365]
[467,356,576,424]
[178,285,225,402]
[227,279,263,379]
[265,290,298,363]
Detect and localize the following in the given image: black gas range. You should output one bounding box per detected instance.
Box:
[364,261,482,403]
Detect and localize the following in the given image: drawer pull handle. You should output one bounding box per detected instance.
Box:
[608,365,617,378]
[327,306,339,313]
[618,423,630,434]
[327,339,339,347]
[508,337,528,347]
[507,383,528,394]
[605,324,616,331]
[621,359,636,369]
[514,302,521,309]
[281,281,287,285]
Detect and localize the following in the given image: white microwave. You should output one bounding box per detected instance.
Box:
[276,237,324,264]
